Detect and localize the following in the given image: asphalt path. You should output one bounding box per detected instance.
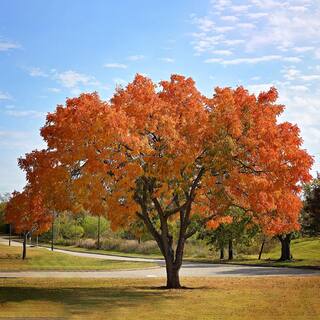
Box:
[1,237,319,278]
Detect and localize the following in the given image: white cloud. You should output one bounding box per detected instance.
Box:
[220,15,238,22]
[0,40,20,51]
[282,67,301,80]
[278,89,320,175]
[211,0,232,12]
[215,26,234,33]
[55,70,99,88]
[191,33,225,53]
[205,55,303,65]
[0,91,11,100]
[212,49,233,56]
[283,57,302,63]
[223,39,245,46]
[288,85,309,92]
[293,46,314,53]
[127,55,145,61]
[289,6,308,13]
[300,74,320,81]
[47,87,61,93]
[205,55,282,65]
[27,67,48,77]
[247,12,268,19]
[231,5,251,12]
[160,57,175,63]
[247,83,275,95]
[246,4,320,51]
[192,17,215,32]
[237,22,255,29]
[5,109,46,118]
[190,1,320,59]
[104,63,127,69]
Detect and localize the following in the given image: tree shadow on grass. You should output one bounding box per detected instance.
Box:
[0,285,183,316]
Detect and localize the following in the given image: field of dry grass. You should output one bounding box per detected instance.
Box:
[0,277,319,319]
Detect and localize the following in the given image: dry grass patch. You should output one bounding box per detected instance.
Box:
[0,277,319,320]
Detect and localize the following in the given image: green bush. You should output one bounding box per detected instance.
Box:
[82,216,110,239]
[61,224,84,240]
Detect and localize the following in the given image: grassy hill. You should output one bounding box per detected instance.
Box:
[236,237,320,268]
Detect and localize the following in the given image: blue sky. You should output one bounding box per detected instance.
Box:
[0,0,319,193]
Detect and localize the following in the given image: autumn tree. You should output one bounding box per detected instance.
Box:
[5,188,52,259]
[29,74,313,288]
[18,149,74,250]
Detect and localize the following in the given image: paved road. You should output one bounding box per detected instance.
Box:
[1,237,319,278]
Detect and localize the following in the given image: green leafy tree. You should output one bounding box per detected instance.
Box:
[200,208,258,260]
[301,175,320,236]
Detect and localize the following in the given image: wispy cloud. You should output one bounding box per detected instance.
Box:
[5,109,46,118]
[0,39,20,52]
[27,67,48,77]
[190,1,320,59]
[55,70,99,88]
[104,63,127,69]
[160,57,175,63]
[127,55,145,61]
[0,91,12,100]
[204,55,300,65]
[212,49,233,56]
[220,15,239,22]
[47,87,61,93]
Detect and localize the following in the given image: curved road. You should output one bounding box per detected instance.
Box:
[1,237,319,278]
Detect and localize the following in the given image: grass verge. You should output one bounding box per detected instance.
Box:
[34,237,320,268]
[0,277,319,319]
[0,244,155,271]
[233,237,320,269]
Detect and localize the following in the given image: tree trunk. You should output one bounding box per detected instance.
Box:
[258,238,265,260]
[278,234,292,261]
[220,247,224,260]
[22,233,27,260]
[51,219,54,251]
[166,261,181,289]
[228,239,233,260]
[97,215,101,249]
[9,224,11,246]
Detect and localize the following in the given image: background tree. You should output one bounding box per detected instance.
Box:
[301,175,320,236]
[201,208,258,260]
[0,193,10,235]
[5,188,52,259]
[20,74,312,288]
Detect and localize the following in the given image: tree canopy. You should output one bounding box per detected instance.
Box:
[6,74,313,287]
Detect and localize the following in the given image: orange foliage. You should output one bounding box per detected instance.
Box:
[5,188,52,235]
[16,74,313,238]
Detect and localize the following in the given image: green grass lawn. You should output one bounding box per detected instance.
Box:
[0,244,155,271]
[40,242,164,259]
[35,237,320,268]
[233,237,320,268]
[0,277,319,319]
